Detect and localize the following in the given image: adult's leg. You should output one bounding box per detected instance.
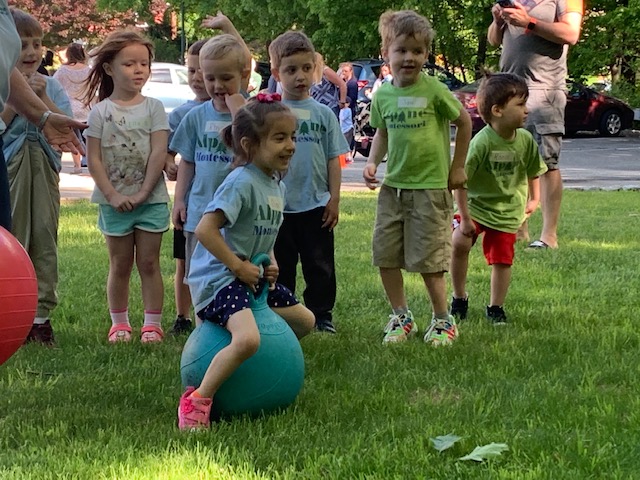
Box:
[539,168,562,249]
[28,147,61,319]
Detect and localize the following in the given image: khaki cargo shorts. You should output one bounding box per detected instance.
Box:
[372,185,453,273]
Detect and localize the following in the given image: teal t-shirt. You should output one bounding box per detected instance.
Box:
[465,126,548,233]
[370,73,462,189]
[169,101,233,232]
[187,163,286,312]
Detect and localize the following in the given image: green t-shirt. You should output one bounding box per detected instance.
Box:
[370,73,462,189]
[465,126,548,233]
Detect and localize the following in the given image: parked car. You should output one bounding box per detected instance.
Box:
[454,80,635,137]
[351,59,466,157]
[142,62,194,113]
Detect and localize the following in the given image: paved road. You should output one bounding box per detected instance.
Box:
[59,133,640,199]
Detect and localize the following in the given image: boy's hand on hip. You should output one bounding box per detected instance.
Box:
[448,167,467,191]
[363,163,378,190]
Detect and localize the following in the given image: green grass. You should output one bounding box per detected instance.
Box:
[2,191,640,479]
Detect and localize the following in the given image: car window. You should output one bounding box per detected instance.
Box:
[175,68,188,85]
[150,69,172,84]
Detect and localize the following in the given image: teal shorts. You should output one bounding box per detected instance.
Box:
[98,203,170,237]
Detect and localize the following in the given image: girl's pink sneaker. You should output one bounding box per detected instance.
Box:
[178,387,212,431]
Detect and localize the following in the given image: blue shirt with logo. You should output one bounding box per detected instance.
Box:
[169,101,233,232]
[281,98,349,213]
[187,163,286,312]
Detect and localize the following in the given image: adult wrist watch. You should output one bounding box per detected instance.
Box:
[525,17,537,34]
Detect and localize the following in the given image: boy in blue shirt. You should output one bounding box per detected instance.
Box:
[170,33,249,325]
[268,31,350,333]
[1,8,72,345]
[450,73,547,324]
[165,38,209,335]
[363,10,472,345]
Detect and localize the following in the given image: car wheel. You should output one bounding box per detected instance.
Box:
[599,110,623,136]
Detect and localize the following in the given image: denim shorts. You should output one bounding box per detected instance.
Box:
[198,280,299,327]
[97,203,170,236]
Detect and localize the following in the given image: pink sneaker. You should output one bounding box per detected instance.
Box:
[178,387,212,431]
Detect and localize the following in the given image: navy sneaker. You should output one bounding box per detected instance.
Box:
[486,305,508,325]
[169,316,193,335]
[450,296,468,320]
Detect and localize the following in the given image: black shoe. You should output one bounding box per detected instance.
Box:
[24,320,55,346]
[315,318,337,334]
[169,316,193,335]
[450,296,468,320]
[486,305,507,325]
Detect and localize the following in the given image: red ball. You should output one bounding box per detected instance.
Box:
[0,226,37,366]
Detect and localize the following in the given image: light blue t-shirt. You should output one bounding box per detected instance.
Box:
[168,99,207,146]
[281,98,349,213]
[2,77,72,172]
[169,101,233,232]
[0,0,20,134]
[188,163,286,312]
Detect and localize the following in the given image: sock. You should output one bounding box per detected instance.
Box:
[143,310,162,328]
[434,312,450,321]
[33,317,49,325]
[110,308,130,328]
[392,306,409,316]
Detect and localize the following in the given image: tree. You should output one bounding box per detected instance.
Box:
[9,0,137,49]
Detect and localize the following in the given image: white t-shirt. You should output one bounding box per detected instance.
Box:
[85,97,170,204]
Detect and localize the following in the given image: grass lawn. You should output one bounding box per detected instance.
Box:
[1,191,640,479]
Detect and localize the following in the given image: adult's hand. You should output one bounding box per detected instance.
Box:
[42,113,87,155]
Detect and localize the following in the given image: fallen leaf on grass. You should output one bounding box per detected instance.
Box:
[429,434,462,452]
[459,443,509,462]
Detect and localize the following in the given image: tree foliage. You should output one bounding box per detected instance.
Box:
[13,0,640,97]
[9,0,137,49]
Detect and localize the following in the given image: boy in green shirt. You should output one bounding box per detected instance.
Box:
[363,9,472,345]
[450,73,547,324]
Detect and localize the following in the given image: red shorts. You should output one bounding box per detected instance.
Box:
[453,214,516,265]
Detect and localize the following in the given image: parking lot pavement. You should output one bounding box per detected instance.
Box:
[59,133,640,200]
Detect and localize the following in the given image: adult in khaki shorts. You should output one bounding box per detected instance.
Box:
[363,10,472,346]
[488,0,584,249]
